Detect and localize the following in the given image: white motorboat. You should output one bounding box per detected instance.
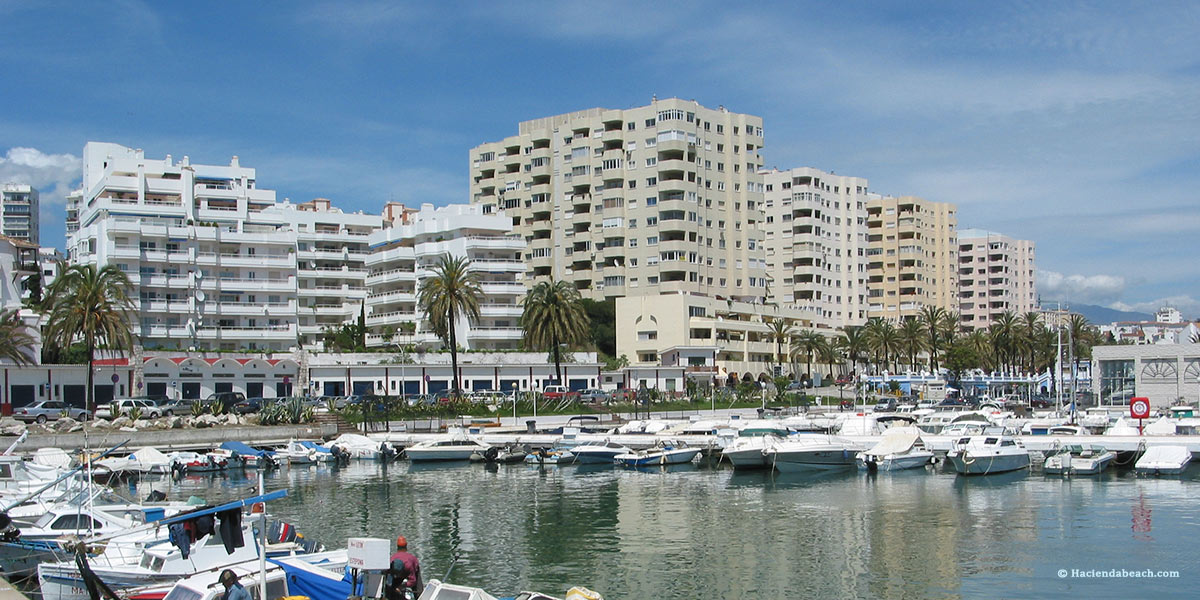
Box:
[167,451,228,474]
[0,455,68,495]
[95,447,173,475]
[404,436,491,462]
[946,435,1031,476]
[1043,445,1116,476]
[277,441,320,465]
[856,427,934,472]
[0,503,168,578]
[565,440,630,465]
[720,426,791,470]
[614,441,702,467]
[328,434,396,461]
[1134,446,1192,476]
[765,435,865,473]
[124,550,349,600]
[524,446,575,465]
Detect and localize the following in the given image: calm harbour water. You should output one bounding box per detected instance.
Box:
[123,458,1198,599]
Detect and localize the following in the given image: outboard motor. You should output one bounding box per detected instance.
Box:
[483,446,500,463]
[379,442,397,462]
[171,461,186,478]
[145,490,167,502]
[0,512,21,542]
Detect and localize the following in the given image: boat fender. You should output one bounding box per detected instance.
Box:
[484,447,499,462]
[961,450,975,465]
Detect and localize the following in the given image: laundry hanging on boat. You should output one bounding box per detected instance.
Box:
[168,522,191,559]
[165,509,220,557]
[217,508,244,553]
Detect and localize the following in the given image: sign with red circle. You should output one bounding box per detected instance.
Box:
[1130,397,1150,420]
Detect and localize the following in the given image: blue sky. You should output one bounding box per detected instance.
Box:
[2,1,1197,317]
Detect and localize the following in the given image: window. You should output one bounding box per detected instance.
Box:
[637,330,658,341]
[647,236,658,245]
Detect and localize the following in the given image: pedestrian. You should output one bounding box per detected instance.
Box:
[387,535,422,600]
[219,570,251,600]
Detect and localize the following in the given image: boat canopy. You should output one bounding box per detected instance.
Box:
[269,555,352,600]
[219,441,275,458]
[296,441,332,454]
[866,427,921,456]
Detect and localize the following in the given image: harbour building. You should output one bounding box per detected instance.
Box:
[1,183,39,245]
[364,203,527,351]
[468,97,768,302]
[865,195,958,321]
[956,229,1037,329]
[761,167,870,331]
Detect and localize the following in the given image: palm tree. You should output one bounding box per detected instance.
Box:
[764,317,794,376]
[1017,311,1043,373]
[839,325,869,379]
[866,318,900,374]
[789,330,824,383]
[417,254,483,397]
[897,318,926,372]
[0,309,37,365]
[817,336,841,382]
[989,311,1019,372]
[918,306,949,372]
[42,264,135,412]
[521,279,591,387]
[1066,313,1096,395]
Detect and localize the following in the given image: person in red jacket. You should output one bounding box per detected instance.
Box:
[387,535,422,600]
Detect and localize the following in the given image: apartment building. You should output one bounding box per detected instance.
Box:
[469,97,768,302]
[616,292,838,383]
[761,167,870,331]
[68,142,382,352]
[1,183,39,245]
[865,195,958,321]
[956,229,1036,329]
[364,203,526,351]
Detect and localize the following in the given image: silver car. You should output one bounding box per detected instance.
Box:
[15,401,91,424]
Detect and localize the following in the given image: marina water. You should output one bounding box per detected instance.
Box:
[125,460,1196,599]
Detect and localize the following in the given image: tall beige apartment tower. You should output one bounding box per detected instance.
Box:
[865,195,958,321]
[761,167,870,331]
[956,229,1037,329]
[469,98,768,301]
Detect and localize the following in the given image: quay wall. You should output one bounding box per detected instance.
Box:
[12,423,337,452]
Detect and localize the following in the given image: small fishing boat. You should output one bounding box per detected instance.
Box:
[471,444,528,464]
[614,441,701,467]
[328,434,396,461]
[1134,446,1192,476]
[946,435,1031,476]
[276,441,321,466]
[524,446,575,465]
[1043,445,1116,476]
[856,427,935,472]
[167,451,228,475]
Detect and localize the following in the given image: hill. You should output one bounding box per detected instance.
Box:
[1048,302,1152,325]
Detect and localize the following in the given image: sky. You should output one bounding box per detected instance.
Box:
[2,1,1197,318]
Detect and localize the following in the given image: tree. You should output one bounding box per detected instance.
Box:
[897,318,926,372]
[866,318,899,374]
[816,336,841,381]
[789,330,823,383]
[942,340,979,387]
[839,325,869,378]
[417,254,482,396]
[42,264,135,412]
[918,306,950,372]
[580,298,616,358]
[0,309,37,365]
[521,279,590,387]
[765,317,794,375]
[1066,313,1097,394]
[1017,311,1043,373]
[988,311,1019,372]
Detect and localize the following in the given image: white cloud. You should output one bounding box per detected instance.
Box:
[0,146,81,205]
[1038,270,1127,305]
[1111,296,1200,321]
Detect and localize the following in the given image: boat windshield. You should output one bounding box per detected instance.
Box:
[163,586,204,600]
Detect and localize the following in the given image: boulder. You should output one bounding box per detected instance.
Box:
[243,414,260,426]
[194,414,221,429]
[167,416,183,429]
[89,419,111,430]
[111,416,133,429]
[0,418,26,437]
[133,419,152,430]
[54,417,80,432]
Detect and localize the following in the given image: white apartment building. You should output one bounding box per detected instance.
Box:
[364,203,527,351]
[956,229,1036,329]
[1,183,39,245]
[469,97,768,302]
[865,195,958,321]
[761,167,870,331]
[68,142,381,352]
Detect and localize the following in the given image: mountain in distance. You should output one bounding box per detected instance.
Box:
[1046,302,1153,325]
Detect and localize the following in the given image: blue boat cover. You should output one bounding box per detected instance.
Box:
[268,558,354,600]
[219,441,275,458]
[297,441,333,454]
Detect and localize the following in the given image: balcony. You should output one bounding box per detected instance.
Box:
[480,282,526,296]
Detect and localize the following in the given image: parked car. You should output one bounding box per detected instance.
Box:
[232,397,267,414]
[95,398,161,420]
[541,385,577,400]
[835,375,854,386]
[152,398,192,416]
[873,398,898,412]
[202,391,247,412]
[15,401,92,424]
[578,389,610,403]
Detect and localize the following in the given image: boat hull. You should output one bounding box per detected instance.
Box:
[406,449,480,462]
[947,451,1030,475]
[856,451,934,472]
[615,449,701,467]
[570,449,625,465]
[1043,452,1115,475]
[723,448,771,469]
